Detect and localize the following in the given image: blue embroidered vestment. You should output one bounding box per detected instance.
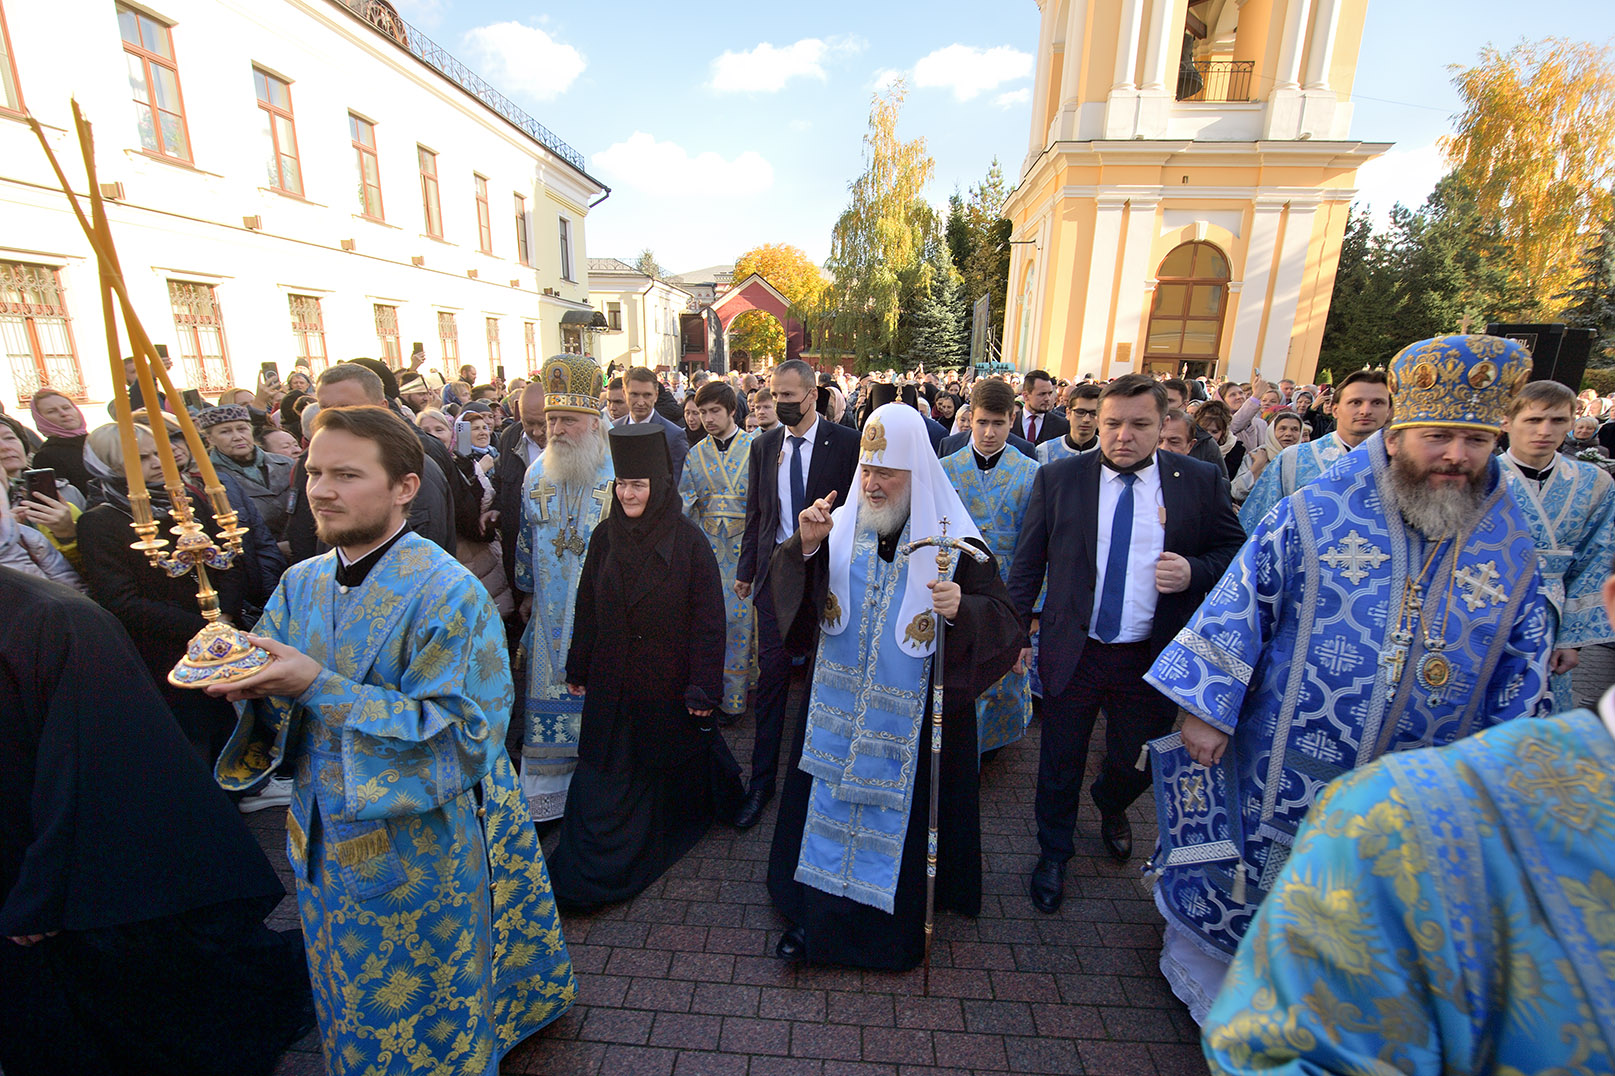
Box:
[678,429,757,715]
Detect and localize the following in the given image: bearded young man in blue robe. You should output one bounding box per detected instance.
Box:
[1144,336,1552,1024]
[940,378,1037,756]
[1205,564,1615,1075]
[678,379,757,720]
[515,355,613,822]
[1496,379,1615,711]
[213,405,573,1076]
[1237,369,1392,530]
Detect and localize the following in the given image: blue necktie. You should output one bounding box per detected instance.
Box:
[1094,472,1137,642]
[788,436,807,531]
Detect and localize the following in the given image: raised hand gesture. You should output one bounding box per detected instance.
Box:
[798,490,838,556]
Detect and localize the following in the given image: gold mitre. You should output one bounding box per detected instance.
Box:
[1385,334,1532,433]
[540,353,604,414]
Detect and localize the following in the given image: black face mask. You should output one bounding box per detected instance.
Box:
[774,398,806,428]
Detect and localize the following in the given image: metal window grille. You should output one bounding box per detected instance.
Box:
[253,68,302,195]
[289,294,329,373]
[1176,60,1255,103]
[0,262,84,404]
[117,4,191,162]
[167,281,232,393]
[438,311,458,365]
[374,303,401,364]
[523,321,536,368]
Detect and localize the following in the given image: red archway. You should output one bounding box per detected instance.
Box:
[709,274,807,372]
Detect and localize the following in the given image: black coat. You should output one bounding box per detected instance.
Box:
[1006,449,1246,698]
[30,435,94,498]
[738,419,860,595]
[494,422,535,594]
[1012,408,1069,445]
[566,512,727,771]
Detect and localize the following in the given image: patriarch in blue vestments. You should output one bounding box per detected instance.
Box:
[1144,336,1552,1024]
[1205,567,1615,1074]
[213,405,574,1076]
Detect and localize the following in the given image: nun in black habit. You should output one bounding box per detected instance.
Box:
[0,568,312,1076]
[547,424,745,908]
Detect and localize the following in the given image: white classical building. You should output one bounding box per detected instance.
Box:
[0,0,606,414]
[586,258,692,375]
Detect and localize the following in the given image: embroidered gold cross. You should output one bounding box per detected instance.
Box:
[1506,740,1609,831]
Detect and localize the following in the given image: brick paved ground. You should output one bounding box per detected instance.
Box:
[258,678,1202,1076]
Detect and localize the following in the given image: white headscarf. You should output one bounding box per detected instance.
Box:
[822,403,982,658]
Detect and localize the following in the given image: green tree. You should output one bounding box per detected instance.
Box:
[907,249,968,368]
[960,159,1012,349]
[1556,214,1615,367]
[822,82,938,371]
[634,249,668,279]
[1317,209,1398,381]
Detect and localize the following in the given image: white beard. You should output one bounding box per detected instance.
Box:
[857,485,912,539]
[541,424,606,488]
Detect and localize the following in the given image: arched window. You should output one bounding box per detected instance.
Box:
[1145,241,1229,377]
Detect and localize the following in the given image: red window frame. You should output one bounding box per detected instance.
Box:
[253,68,302,196]
[167,280,231,393]
[418,146,442,238]
[349,113,384,220]
[0,0,25,116]
[118,3,192,163]
[474,174,492,254]
[289,294,329,372]
[514,193,531,265]
[374,303,401,365]
[0,262,85,405]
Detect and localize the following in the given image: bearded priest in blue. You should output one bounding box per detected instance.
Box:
[1236,369,1392,530]
[212,405,574,1076]
[1205,567,1615,1073]
[940,379,1037,755]
[516,354,614,822]
[677,380,757,719]
[1496,379,1615,711]
[765,403,1024,970]
[1143,335,1552,1024]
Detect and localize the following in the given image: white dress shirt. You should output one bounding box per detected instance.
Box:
[775,416,820,546]
[1089,459,1166,643]
[1023,411,1043,442]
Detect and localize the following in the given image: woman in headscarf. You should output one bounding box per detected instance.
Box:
[1230,409,1304,504]
[28,390,94,496]
[547,424,744,909]
[1193,399,1246,480]
[445,410,512,616]
[683,392,707,447]
[75,424,275,764]
[283,369,312,396]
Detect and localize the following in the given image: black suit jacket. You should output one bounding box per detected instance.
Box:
[937,430,1038,461]
[1006,450,1245,699]
[738,419,860,594]
[495,422,537,594]
[1013,409,1069,446]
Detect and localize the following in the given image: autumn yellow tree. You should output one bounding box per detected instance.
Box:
[728,243,829,363]
[1443,39,1615,316]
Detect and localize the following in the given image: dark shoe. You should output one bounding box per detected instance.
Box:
[1029,856,1066,914]
[1100,813,1133,863]
[734,787,773,830]
[774,925,806,961]
[717,709,743,728]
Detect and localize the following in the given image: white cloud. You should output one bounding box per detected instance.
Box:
[912,44,1034,101]
[994,88,1031,109]
[871,67,904,92]
[709,37,863,93]
[389,0,442,26]
[591,133,774,198]
[461,22,585,102]
[1351,141,1447,229]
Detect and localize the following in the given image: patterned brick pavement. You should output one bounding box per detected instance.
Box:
[258,680,1202,1076]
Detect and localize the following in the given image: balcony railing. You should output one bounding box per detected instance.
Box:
[332,0,589,174]
[1176,60,1255,103]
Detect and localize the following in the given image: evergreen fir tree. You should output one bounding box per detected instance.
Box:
[1555,213,1615,366]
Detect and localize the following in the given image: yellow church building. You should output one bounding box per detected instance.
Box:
[1000,0,1389,383]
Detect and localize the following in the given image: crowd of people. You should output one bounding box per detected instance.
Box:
[4,333,1615,1075]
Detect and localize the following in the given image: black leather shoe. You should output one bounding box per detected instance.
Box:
[716,709,743,728]
[1029,856,1066,914]
[774,925,806,961]
[734,787,773,830]
[1100,813,1133,863]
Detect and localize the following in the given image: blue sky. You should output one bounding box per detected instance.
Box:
[395,0,1614,272]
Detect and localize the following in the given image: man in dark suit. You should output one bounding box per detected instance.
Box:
[735,358,860,828]
[1015,370,1070,446]
[1007,374,1244,913]
[623,366,689,484]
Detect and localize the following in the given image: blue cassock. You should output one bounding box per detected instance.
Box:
[1237,431,1351,531]
[1499,454,1615,709]
[515,453,614,821]
[1205,709,1615,1075]
[1143,431,1551,963]
[216,533,575,1076]
[679,429,758,716]
[940,444,1036,753]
